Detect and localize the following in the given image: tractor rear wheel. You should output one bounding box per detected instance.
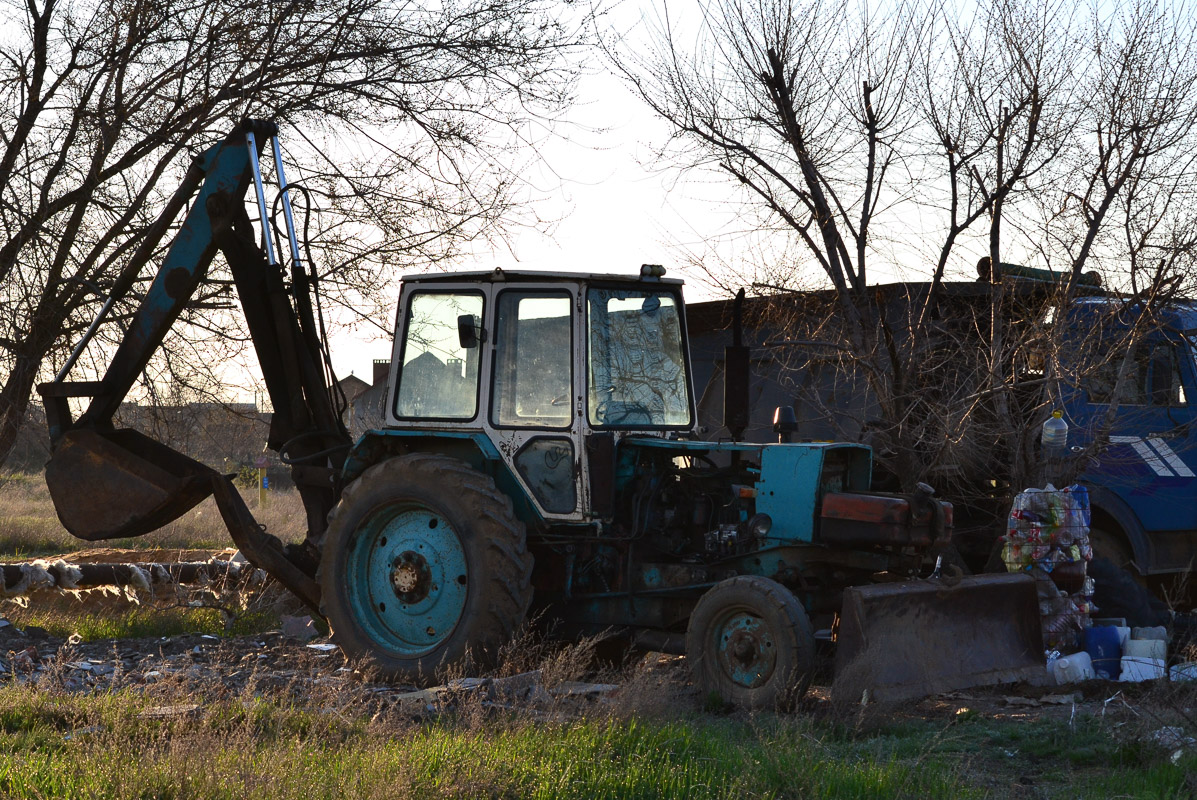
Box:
[686,576,815,710]
[319,454,532,682]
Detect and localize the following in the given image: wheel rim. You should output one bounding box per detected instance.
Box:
[711,607,777,689]
[345,503,469,657]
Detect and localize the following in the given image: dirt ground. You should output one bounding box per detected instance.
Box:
[0,613,1136,721]
[0,548,1181,730]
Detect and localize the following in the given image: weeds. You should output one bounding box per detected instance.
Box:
[2,605,281,641]
[0,680,989,800]
[4,472,1197,797]
[0,472,306,557]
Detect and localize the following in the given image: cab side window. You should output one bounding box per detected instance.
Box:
[1083,342,1187,407]
[393,292,484,419]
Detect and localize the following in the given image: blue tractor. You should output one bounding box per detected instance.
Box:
[39,123,1041,707]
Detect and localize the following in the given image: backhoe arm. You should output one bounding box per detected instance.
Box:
[37,120,351,612]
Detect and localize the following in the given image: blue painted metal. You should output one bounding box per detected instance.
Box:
[750,443,871,543]
[754,447,825,543]
[1083,484,1151,565]
[622,437,761,453]
[712,609,776,689]
[77,123,273,429]
[346,501,469,656]
[1058,300,1197,571]
[343,430,548,531]
[343,430,502,482]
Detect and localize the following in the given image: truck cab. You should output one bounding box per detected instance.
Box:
[1059,298,1197,575]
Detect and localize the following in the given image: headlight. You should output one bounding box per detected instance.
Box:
[746,513,773,538]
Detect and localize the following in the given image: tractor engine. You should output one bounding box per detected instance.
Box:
[626,455,767,561]
[559,440,954,600]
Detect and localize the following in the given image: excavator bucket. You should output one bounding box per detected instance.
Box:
[44,428,216,541]
[832,573,1045,703]
[44,426,323,613]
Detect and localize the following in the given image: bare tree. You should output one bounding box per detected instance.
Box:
[615,0,1197,543]
[0,0,584,466]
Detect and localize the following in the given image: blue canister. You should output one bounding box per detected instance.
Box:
[1084,625,1122,680]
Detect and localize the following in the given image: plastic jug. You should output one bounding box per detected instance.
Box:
[1085,625,1122,680]
[1041,410,1068,448]
[1050,651,1095,684]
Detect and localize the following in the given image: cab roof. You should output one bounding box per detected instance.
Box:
[400,267,684,287]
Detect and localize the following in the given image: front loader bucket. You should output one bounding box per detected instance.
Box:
[44,428,216,541]
[833,573,1045,704]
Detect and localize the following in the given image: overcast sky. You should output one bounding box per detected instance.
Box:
[327,51,744,382]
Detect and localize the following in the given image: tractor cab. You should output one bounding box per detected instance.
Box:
[380,267,695,522]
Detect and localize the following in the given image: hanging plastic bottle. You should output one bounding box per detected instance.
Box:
[1041,409,1068,448]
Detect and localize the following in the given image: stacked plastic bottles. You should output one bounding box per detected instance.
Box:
[1003,484,1094,650]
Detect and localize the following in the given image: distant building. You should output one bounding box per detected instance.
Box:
[337,373,371,405]
[348,359,390,437]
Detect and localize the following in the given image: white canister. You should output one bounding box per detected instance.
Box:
[1125,638,1167,661]
[1051,651,1096,684]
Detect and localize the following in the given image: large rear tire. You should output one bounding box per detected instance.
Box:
[686,576,815,710]
[1088,526,1138,576]
[319,454,532,682]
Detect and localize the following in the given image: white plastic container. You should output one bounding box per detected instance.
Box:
[1113,626,1132,648]
[1119,656,1166,682]
[1131,626,1168,642]
[1171,663,1197,682]
[1051,651,1095,684]
[1125,638,1167,661]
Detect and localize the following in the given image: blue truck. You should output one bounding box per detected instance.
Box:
[687,282,1197,584]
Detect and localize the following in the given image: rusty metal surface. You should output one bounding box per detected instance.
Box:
[833,573,1045,704]
[44,428,214,541]
[43,426,321,614]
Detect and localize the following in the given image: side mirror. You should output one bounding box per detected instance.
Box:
[457,314,484,349]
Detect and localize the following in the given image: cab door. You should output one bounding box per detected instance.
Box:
[1073,333,1197,563]
[487,287,587,521]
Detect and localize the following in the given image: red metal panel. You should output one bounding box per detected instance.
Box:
[819,492,953,548]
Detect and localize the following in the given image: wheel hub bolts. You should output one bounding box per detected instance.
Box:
[390,551,432,603]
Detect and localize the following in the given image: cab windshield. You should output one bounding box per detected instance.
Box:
[587,288,691,427]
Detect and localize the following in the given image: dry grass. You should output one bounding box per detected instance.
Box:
[0,472,306,557]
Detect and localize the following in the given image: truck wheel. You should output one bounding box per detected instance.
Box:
[1089,526,1140,578]
[686,576,815,710]
[319,454,532,682]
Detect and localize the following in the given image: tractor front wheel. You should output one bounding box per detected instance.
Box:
[686,575,815,710]
[319,454,532,682]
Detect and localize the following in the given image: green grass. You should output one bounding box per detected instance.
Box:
[0,690,982,800]
[0,685,1193,799]
[4,606,281,640]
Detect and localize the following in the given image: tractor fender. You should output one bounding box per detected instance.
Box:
[1084,485,1151,570]
[341,430,543,528]
[343,430,502,483]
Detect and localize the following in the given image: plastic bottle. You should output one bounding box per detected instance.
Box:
[1041,409,1068,448]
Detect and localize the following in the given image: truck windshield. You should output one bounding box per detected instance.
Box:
[587,288,691,427]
